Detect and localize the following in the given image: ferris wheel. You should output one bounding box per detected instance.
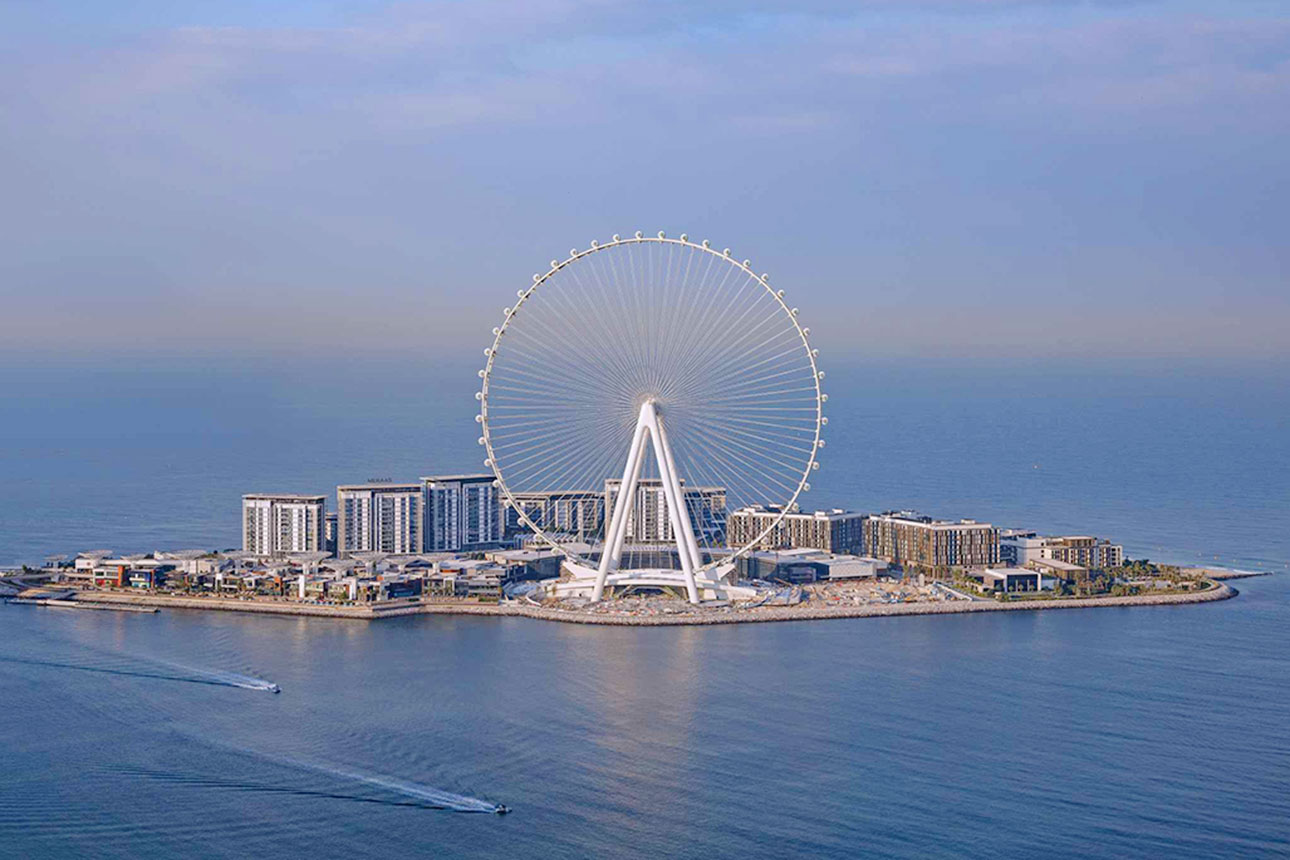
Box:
[478,231,825,603]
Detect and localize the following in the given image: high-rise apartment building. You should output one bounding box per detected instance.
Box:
[604,479,728,545]
[505,490,605,540]
[336,482,424,555]
[423,474,504,551]
[242,494,325,556]
[862,511,999,571]
[727,505,866,554]
[323,512,339,557]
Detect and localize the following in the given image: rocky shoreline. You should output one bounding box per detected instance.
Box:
[73,581,1238,625]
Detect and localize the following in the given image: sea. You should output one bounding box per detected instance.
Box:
[1,354,1288,858]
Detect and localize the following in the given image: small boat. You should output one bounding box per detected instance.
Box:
[494,805,510,815]
[268,684,281,694]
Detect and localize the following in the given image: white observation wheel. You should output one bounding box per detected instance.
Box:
[479,232,824,603]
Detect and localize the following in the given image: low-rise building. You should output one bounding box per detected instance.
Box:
[81,557,176,589]
[739,548,887,583]
[1000,532,1123,570]
[980,568,1044,593]
[1027,557,1086,581]
[429,558,506,599]
[481,548,562,582]
[1042,536,1123,570]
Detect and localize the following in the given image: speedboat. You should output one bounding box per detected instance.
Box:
[494,804,510,815]
[268,684,281,694]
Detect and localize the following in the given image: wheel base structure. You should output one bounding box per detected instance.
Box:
[550,561,758,602]
[592,399,707,603]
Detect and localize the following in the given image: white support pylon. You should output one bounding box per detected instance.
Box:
[593,400,702,604]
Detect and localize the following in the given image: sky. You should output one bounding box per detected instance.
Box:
[1,0,1287,362]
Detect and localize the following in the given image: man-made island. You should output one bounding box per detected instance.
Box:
[4,495,1267,626]
[3,554,1252,626]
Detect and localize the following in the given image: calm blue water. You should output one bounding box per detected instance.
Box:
[2,355,1288,858]
[2,356,1287,570]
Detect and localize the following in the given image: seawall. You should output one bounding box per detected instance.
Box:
[73,581,1238,626]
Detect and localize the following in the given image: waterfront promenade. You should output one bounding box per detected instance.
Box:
[69,580,1237,626]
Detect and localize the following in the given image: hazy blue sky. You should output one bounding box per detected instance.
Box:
[1,0,1286,360]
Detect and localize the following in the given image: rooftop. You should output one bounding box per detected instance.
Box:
[872,510,993,529]
[420,474,495,484]
[732,505,865,520]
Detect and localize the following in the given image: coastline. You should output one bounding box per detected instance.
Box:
[69,580,1239,626]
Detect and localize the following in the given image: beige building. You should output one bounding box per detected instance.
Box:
[727,506,866,554]
[1000,531,1123,570]
[862,511,998,572]
[1041,536,1123,569]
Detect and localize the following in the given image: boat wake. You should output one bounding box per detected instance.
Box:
[311,763,501,813]
[162,664,281,693]
[116,751,505,814]
[0,656,280,694]
[117,767,494,812]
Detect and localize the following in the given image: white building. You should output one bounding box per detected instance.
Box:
[242,494,325,556]
[604,478,727,545]
[323,512,338,556]
[505,490,604,540]
[337,482,423,555]
[741,548,887,582]
[423,474,504,551]
[999,531,1123,570]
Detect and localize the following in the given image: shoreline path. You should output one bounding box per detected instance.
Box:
[70,581,1239,626]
